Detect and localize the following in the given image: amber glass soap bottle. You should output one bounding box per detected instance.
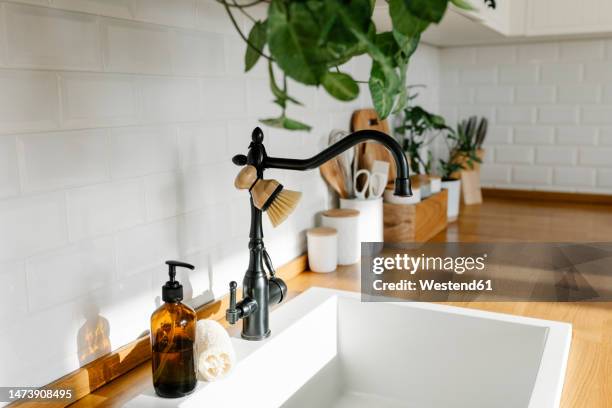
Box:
[150,261,197,398]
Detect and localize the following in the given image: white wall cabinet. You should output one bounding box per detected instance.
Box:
[526,0,612,36]
[415,0,612,47]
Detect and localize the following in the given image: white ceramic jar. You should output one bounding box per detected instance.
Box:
[321,208,360,265]
[441,178,461,221]
[306,227,338,273]
[339,197,383,244]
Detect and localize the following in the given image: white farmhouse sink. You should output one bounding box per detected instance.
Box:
[126,288,571,408]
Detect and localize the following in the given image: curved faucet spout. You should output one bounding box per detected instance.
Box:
[264,129,412,197]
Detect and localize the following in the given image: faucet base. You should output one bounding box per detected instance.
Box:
[241,329,271,341]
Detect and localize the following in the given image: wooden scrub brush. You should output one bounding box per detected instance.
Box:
[235,165,302,227]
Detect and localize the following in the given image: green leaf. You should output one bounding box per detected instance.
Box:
[268,62,302,108]
[375,32,400,67]
[282,116,312,131]
[401,0,449,24]
[267,0,326,85]
[321,71,359,101]
[369,62,394,119]
[389,0,430,38]
[450,0,476,11]
[260,115,312,131]
[245,20,267,72]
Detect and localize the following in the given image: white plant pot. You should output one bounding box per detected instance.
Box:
[441,178,461,221]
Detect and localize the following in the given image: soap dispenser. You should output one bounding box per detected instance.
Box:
[151,260,197,398]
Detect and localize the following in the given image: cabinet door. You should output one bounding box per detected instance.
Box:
[526,0,612,35]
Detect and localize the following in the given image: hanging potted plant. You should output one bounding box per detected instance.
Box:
[217,0,473,130]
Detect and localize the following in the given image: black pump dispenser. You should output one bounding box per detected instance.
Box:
[162,260,194,302]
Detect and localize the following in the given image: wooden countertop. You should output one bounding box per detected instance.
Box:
[71,198,612,408]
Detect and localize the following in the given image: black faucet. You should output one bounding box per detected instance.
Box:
[226,127,411,340]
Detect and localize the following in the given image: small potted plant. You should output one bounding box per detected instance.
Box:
[394,91,451,200]
[439,116,487,219]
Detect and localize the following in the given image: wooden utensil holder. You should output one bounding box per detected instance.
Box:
[383,190,448,243]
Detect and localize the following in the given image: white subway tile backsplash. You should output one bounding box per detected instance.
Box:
[583,62,612,82]
[110,126,178,178]
[201,77,247,118]
[102,18,172,74]
[512,166,552,185]
[0,261,28,319]
[536,147,577,165]
[130,0,197,28]
[0,70,59,134]
[459,67,497,84]
[499,65,538,84]
[475,86,513,104]
[517,43,559,62]
[554,168,595,186]
[556,126,597,145]
[0,193,67,261]
[599,128,612,145]
[513,127,554,145]
[26,237,116,311]
[475,46,516,65]
[581,106,612,124]
[496,107,534,124]
[480,164,511,183]
[18,129,110,192]
[172,29,225,76]
[557,84,601,104]
[140,77,201,123]
[485,126,512,144]
[537,106,578,125]
[579,147,612,166]
[195,0,235,34]
[115,217,181,278]
[495,146,534,164]
[440,87,474,104]
[51,0,133,19]
[0,136,20,198]
[440,47,476,66]
[559,40,604,61]
[178,123,227,168]
[597,169,612,187]
[540,63,582,84]
[66,179,145,241]
[515,86,555,104]
[60,73,139,128]
[4,4,101,70]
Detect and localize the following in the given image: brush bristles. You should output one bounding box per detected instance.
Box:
[267,189,301,227]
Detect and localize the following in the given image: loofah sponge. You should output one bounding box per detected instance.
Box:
[194,319,236,381]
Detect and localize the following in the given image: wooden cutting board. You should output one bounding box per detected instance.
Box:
[351,109,397,187]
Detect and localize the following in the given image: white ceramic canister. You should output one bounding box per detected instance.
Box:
[441,178,461,221]
[339,197,383,244]
[321,209,360,265]
[306,227,338,273]
[384,186,422,205]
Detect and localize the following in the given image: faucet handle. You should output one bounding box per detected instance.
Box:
[226,281,239,325]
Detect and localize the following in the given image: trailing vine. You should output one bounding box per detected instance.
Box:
[218,0,473,130]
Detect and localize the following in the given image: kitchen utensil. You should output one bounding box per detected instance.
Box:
[319,158,348,199]
[354,169,386,200]
[351,109,396,187]
[328,129,354,196]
